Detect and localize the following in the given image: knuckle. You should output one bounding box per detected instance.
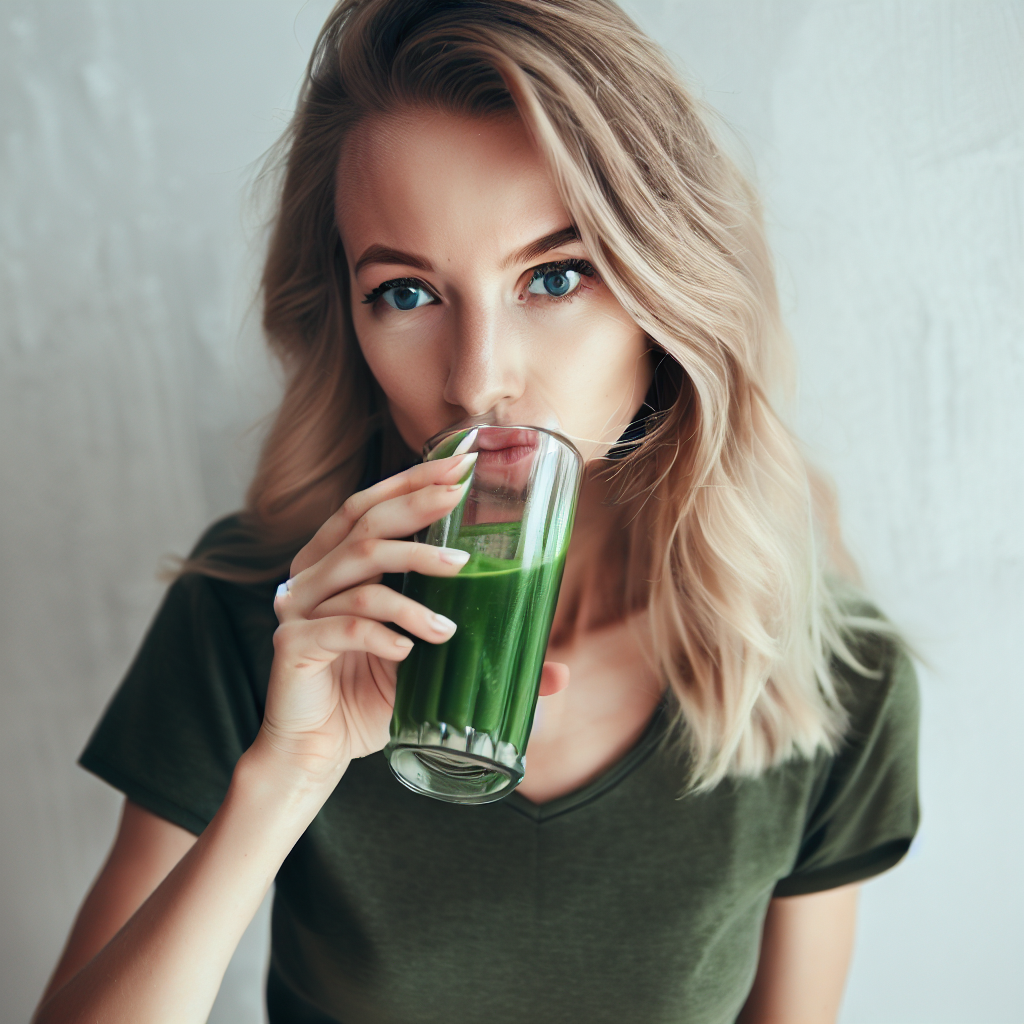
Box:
[338,495,361,526]
[350,536,379,561]
[272,622,297,654]
[342,617,364,642]
[350,506,375,538]
[406,489,430,513]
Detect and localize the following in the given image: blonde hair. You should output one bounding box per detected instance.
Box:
[192,0,892,788]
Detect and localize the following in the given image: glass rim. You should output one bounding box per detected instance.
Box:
[421,422,584,466]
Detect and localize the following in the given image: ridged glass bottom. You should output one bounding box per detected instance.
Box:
[385,722,525,804]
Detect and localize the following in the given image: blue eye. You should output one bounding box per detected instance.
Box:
[381,283,434,310]
[362,278,437,309]
[527,267,582,298]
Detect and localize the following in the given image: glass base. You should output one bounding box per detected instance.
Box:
[385,722,525,804]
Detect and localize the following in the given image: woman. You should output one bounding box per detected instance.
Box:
[34,1,919,1022]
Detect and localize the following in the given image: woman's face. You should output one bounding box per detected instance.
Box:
[335,108,652,462]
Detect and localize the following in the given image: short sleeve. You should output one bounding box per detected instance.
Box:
[79,567,267,836]
[773,640,920,896]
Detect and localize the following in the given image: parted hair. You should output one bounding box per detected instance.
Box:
[191,0,891,788]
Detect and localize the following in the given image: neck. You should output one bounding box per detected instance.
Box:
[550,465,641,644]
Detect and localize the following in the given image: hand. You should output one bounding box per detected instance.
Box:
[249,453,478,787]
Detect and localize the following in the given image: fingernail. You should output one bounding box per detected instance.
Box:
[430,612,457,635]
[452,428,479,457]
[438,548,471,566]
[394,636,414,649]
[275,579,293,600]
[447,453,477,489]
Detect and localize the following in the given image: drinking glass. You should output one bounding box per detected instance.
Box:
[385,424,583,804]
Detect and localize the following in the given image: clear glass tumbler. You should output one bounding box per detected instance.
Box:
[385,424,583,804]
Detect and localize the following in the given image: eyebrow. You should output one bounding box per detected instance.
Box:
[501,226,581,269]
[353,245,433,276]
[352,225,582,277]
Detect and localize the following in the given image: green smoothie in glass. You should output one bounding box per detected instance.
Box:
[385,425,582,804]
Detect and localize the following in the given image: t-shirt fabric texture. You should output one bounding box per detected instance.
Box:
[80,516,920,1024]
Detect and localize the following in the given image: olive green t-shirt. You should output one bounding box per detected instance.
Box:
[80,517,919,1024]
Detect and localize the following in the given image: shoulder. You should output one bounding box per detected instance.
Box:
[187,512,286,571]
[805,597,921,846]
[830,599,920,753]
[181,512,289,599]
[166,514,283,672]
[78,514,281,834]
[189,512,248,556]
[767,598,920,896]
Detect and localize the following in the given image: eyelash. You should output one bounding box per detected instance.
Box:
[361,277,424,305]
[360,258,599,306]
[527,258,598,303]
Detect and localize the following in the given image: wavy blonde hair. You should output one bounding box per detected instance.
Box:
[192,0,889,788]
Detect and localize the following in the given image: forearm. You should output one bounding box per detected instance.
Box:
[35,749,341,1024]
[737,886,859,1024]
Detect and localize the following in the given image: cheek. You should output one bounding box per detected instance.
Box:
[352,311,452,449]
[355,312,437,398]
[538,303,649,424]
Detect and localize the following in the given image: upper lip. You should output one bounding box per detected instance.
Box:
[472,427,539,451]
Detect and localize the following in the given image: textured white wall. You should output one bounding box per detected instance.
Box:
[2,2,1020,1022]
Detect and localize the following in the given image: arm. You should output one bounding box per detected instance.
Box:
[736,884,860,1024]
[36,800,197,1008]
[33,753,330,1024]
[34,453,479,1024]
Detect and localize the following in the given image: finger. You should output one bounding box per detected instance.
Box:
[310,583,458,644]
[273,614,415,667]
[276,540,470,622]
[346,475,473,545]
[538,661,570,697]
[291,452,477,575]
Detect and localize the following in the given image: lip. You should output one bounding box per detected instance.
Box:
[473,428,538,451]
[475,445,536,468]
[473,428,539,468]
[424,423,583,469]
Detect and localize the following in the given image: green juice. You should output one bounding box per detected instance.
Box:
[390,521,568,762]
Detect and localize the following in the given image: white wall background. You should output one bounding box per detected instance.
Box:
[1,2,1020,1022]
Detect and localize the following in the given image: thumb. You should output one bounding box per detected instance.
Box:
[538,661,570,697]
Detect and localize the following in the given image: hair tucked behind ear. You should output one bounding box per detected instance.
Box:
[185,0,899,788]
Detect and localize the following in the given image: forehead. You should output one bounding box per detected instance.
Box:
[334,108,569,265]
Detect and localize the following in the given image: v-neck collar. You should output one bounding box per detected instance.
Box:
[501,698,671,824]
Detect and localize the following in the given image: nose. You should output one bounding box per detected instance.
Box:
[442,299,523,418]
